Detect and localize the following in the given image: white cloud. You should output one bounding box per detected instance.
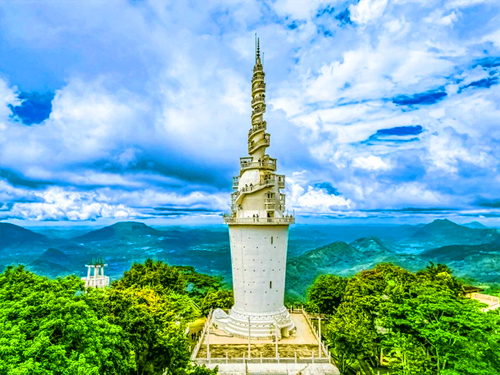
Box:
[352,155,390,171]
[350,0,389,25]
[287,177,352,213]
[0,0,499,222]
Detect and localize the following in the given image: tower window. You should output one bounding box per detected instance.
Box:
[271,236,273,244]
[270,281,272,289]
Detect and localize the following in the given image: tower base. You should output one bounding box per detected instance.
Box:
[213,306,295,340]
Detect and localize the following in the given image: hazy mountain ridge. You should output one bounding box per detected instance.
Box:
[403,219,500,249]
[2,219,500,293]
[0,223,50,249]
[73,222,164,242]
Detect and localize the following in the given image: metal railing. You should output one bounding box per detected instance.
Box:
[191,308,331,366]
[252,82,266,91]
[251,105,266,119]
[251,97,265,106]
[194,356,330,365]
[248,121,266,137]
[240,159,276,172]
[190,309,213,361]
[223,216,295,224]
[231,177,277,203]
[248,136,270,153]
[276,174,285,189]
[252,74,265,83]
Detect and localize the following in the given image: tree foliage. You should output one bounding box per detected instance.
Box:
[307,274,348,314]
[0,260,219,375]
[0,265,134,374]
[310,262,500,375]
[200,290,234,315]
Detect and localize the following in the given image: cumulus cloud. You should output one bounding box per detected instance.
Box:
[0,0,499,222]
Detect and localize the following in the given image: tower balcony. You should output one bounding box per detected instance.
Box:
[251,96,265,106]
[231,177,277,206]
[248,121,266,138]
[223,215,295,225]
[265,198,276,210]
[252,82,266,92]
[252,74,265,83]
[248,135,270,153]
[276,174,285,189]
[251,105,266,119]
[253,65,264,73]
[232,176,239,189]
[240,157,277,172]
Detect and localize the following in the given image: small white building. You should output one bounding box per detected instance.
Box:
[82,258,109,288]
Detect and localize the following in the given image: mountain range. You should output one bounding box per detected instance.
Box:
[1,219,500,299]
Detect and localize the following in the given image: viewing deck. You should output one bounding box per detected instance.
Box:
[252,82,266,92]
[240,158,276,172]
[251,105,266,119]
[223,216,295,225]
[248,136,270,153]
[248,121,266,137]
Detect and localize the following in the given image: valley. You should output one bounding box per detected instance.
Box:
[1,219,500,300]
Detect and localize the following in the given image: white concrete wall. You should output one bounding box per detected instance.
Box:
[229,225,289,314]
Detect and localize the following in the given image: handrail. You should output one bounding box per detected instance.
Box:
[252,74,265,83]
[251,97,265,106]
[248,121,267,137]
[251,105,266,119]
[223,216,295,224]
[248,137,270,153]
[240,158,276,171]
[253,82,266,91]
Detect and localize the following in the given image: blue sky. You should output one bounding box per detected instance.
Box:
[0,0,500,225]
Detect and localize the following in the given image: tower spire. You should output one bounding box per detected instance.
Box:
[218,39,295,340]
[256,37,260,62]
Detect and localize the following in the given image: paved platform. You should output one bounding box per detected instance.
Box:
[193,312,340,374]
[205,313,317,346]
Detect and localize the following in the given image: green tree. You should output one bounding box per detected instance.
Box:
[318,262,500,375]
[200,290,234,315]
[0,266,135,374]
[307,274,348,315]
[174,266,224,303]
[113,259,186,295]
[325,302,378,375]
[381,283,500,375]
[85,284,199,375]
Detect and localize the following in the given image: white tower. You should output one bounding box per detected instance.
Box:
[217,39,295,339]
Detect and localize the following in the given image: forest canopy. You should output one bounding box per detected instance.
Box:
[0,260,225,375]
[308,263,500,375]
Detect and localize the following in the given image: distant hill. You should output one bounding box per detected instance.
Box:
[286,241,376,300]
[29,259,71,278]
[420,243,500,282]
[349,236,395,254]
[463,221,488,229]
[37,248,72,267]
[73,221,163,242]
[0,223,49,249]
[407,219,500,249]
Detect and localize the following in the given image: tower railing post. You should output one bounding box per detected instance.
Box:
[318,316,322,358]
[248,316,251,359]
